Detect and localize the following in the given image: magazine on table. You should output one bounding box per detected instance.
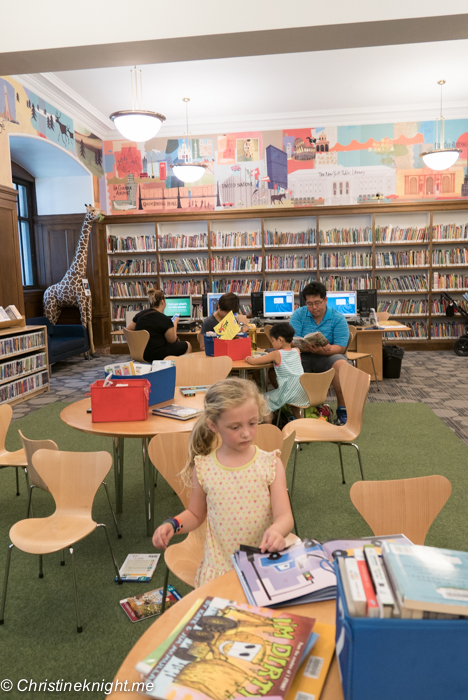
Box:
[120,585,181,623]
[152,404,203,421]
[232,535,412,608]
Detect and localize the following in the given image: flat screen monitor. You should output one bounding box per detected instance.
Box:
[163,295,192,318]
[263,290,294,318]
[207,292,223,316]
[357,289,378,316]
[326,291,357,319]
[251,291,264,317]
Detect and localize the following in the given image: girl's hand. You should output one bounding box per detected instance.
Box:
[152,523,174,550]
[260,527,286,553]
[245,355,253,363]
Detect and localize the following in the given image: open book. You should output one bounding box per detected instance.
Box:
[232,535,412,608]
[293,332,329,351]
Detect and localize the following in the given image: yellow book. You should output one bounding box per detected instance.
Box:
[213,310,241,340]
[286,621,336,700]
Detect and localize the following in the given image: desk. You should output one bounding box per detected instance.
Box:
[353,322,409,381]
[109,570,343,700]
[60,390,205,536]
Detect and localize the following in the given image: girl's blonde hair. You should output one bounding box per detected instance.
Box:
[181,377,267,485]
[148,288,165,308]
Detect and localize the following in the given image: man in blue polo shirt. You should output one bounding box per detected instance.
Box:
[290,282,350,424]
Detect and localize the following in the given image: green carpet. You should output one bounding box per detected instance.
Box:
[1,401,468,698]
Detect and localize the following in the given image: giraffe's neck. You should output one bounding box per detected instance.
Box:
[68,216,93,277]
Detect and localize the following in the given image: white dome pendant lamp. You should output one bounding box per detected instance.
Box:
[421,80,461,171]
[172,98,207,184]
[110,67,166,142]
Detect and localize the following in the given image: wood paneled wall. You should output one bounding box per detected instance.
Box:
[0,185,25,315]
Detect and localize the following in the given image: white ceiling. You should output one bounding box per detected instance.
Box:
[15,37,468,142]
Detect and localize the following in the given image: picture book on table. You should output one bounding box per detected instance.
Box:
[233,535,412,608]
[142,596,315,700]
[152,405,203,421]
[120,585,181,623]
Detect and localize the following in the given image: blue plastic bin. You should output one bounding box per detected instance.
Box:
[334,559,468,700]
[110,365,175,407]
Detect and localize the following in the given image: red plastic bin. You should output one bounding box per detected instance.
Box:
[213,337,251,361]
[90,379,150,422]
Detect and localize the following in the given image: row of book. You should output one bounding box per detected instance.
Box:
[319,227,372,244]
[158,233,208,249]
[109,281,153,298]
[109,259,158,275]
[162,280,209,295]
[0,331,45,358]
[432,299,468,314]
[265,228,316,246]
[111,303,146,321]
[431,322,466,338]
[385,321,428,338]
[0,370,49,404]
[320,274,373,291]
[0,352,47,382]
[0,305,22,322]
[159,258,209,273]
[375,250,430,267]
[433,273,468,290]
[210,230,262,247]
[378,299,428,315]
[264,254,316,270]
[433,223,468,240]
[265,277,315,292]
[319,252,372,268]
[107,235,157,252]
[376,274,428,291]
[211,255,262,272]
[211,279,263,294]
[432,248,468,265]
[375,226,429,242]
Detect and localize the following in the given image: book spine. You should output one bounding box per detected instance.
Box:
[363,544,396,617]
[354,549,379,617]
[343,556,367,617]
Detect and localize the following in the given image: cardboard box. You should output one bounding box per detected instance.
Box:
[334,559,468,700]
[110,366,175,407]
[90,379,151,422]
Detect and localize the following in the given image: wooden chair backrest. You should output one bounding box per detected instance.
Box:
[350,475,452,545]
[123,328,150,363]
[340,362,370,436]
[253,424,283,453]
[377,311,390,323]
[263,325,273,342]
[298,368,335,408]
[31,450,112,515]
[347,324,357,352]
[165,354,233,386]
[18,430,58,492]
[280,430,296,468]
[148,433,192,508]
[197,333,205,351]
[0,403,13,453]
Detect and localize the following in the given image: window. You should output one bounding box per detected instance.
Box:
[12,177,37,287]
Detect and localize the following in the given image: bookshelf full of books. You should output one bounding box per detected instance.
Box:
[105,202,468,352]
[0,325,49,405]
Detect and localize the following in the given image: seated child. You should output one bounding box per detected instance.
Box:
[246,322,309,421]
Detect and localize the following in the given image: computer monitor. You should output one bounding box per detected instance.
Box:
[207,292,223,316]
[251,291,264,318]
[326,291,357,319]
[263,290,294,319]
[163,295,192,318]
[357,289,378,317]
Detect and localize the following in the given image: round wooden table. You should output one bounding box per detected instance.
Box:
[60,390,205,536]
[109,570,344,699]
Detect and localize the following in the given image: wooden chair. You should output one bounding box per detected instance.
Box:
[18,431,121,538]
[0,450,122,633]
[278,368,335,425]
[349,475,452,545]
[282,363,370,495]
[377,311,390,323]
[347,325,379,386]
[123,328,150,363]
[165,353,232,386]
[0,404,27,496]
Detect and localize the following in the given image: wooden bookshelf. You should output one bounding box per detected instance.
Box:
[0,325,50,406]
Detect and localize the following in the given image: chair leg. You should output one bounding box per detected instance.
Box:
[287,489,299,538]
[160,564,170,615]
[96,523,122,584]
[369,356,380,391]
[61,550,65,566]
[276,409,281,427]
[69,547,83,633]
[39,555,43,578]
[336,443,346,485]
[26,483,35,519]
[15,467,20,496]
[290,443,300,498]
[101,481,122,539]
[0,543,14,624]
[154,470,159,488]
[350,442,365,480]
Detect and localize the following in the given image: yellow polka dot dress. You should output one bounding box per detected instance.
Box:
[194,446,277,587]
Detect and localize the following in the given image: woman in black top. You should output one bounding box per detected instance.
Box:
[127,289,191,362]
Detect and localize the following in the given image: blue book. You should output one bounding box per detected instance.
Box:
[382,542,468,616]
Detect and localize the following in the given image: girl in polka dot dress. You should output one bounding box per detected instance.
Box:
[152,378,293,587]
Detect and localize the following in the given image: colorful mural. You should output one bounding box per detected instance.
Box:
[1,75,468,214]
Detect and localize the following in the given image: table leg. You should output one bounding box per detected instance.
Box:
[239,369,247,379]
[142,437,154,537]
[260,368,267,393]
[112,437,124,514]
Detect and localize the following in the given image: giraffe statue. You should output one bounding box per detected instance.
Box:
[43,204,104,356]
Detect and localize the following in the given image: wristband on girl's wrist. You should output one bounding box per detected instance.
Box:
[163,517,183,534]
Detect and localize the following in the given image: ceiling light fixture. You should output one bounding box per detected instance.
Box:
[109,67,166,142]
[172,98,207,184]
[421,80,461,171]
